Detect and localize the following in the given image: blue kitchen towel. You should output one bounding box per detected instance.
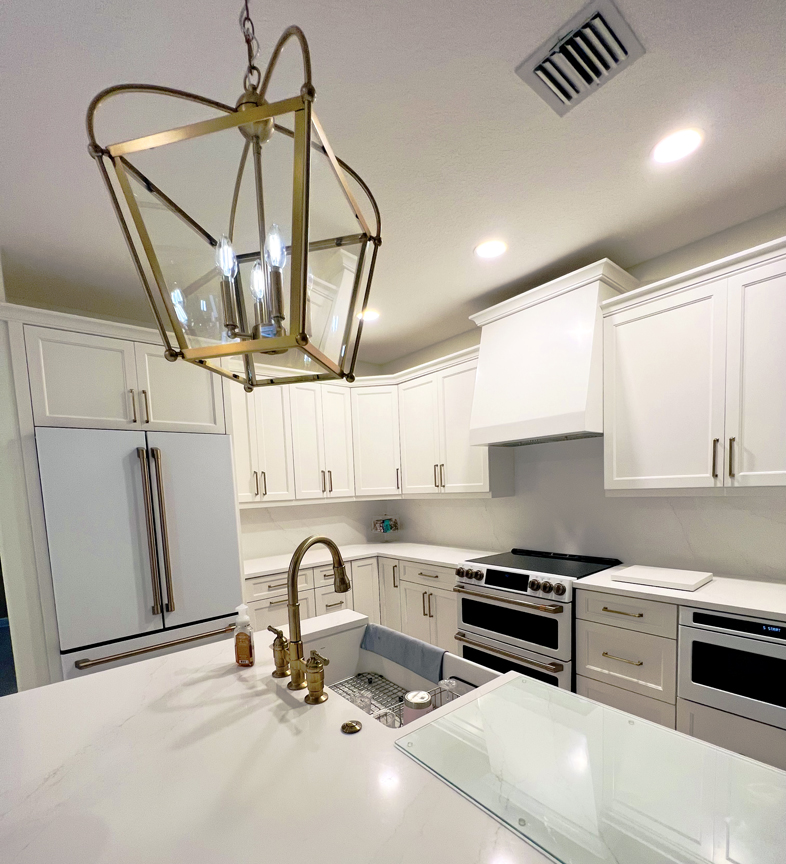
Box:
[360,624,445,683]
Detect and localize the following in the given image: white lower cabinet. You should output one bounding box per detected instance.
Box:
[676,698,786,771]
[379,558,401,631]
[249,591,315,632]
[350,558,380,624]
[400,581,433,643]
[315,584,353,616]
[577,675,676,728]
[399,578,456,653]
[428,587,458,653]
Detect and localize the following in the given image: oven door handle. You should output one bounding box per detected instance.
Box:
[455,632,564,673]
[453,586,564,614]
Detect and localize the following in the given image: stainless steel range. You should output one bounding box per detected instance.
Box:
[453,549,621,689]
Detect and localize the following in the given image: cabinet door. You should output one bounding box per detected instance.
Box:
[315,584,353,616]
[290,383,326,499]
[725,260,786,486]
[25,326,139,429]
[226,385,259,503]
[438,361,489,493]
[604,281,728,489]
[398,374,441,494]
[351,386,401,496]
[399,582,431,643]
[351,558,380,624]
[428,587,458,653]
[321,385,355,498]
[134,343,225,433]
[254,386,296,501]
[379,558,402,631]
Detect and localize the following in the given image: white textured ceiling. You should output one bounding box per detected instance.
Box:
[1,0,785,365]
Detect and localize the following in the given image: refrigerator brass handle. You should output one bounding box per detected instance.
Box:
[428,592,433,618]
[253,470,260,496]
[326,601,344,608]
[418,571,439,578]
[396,467,400,490]
[602,651,643,667]
[267,581,288,590]
[422,591,427,616]
[151,447,175,614]
[141,389,151,424]
[74,624,234,670]
[440,463,445,487]
[711,438,719,478]
[268,598,288,606]
[321,470,326,493]
[454,632,564,673]
[261,471,267,496]
[137,447,162,616]
[453,585,563,614]
[433,464,439,488]
[601,606,643,618]
[129,389,137,423]
[328,470,333,493]
[729,437,735,478]
[392,565,398,589]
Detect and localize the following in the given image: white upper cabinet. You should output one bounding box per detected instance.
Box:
[604,281,728,490]
[25,327,138,429]
[321,386,355,498]
[725,259,786,487]
[399,360,490,495]
[134,344,224,433]
[227,386,258,504]
[351,386,401,497]
[25,326,224,433]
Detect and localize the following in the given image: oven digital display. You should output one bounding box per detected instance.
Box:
[693,612,786,641]
[483,568,530,593]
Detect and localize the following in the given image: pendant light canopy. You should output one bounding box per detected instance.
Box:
[86,5,381,390]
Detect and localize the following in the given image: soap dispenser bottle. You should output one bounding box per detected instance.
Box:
[234,604,255,667]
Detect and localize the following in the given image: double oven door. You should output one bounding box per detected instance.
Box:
[454,584,571,662]
[454,631,572,689]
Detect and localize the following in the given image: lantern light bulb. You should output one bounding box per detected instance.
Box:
[264,224,287,271]
[250,261,266,300]
[216,235,237,278]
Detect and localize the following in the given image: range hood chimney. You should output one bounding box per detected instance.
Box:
[469,260,638,446]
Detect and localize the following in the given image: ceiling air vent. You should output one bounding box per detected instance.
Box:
[516,0,644,116]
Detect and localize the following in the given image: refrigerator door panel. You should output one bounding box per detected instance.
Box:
[146,432,242,628]
[36,427,165,651]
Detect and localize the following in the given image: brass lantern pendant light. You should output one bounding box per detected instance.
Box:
[87,2,381,390]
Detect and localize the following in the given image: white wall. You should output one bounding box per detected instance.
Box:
[394,438,786,582]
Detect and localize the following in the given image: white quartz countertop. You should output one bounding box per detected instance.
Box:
[578,566,786,623]
[244,542,494,578]
[0,622,547,864]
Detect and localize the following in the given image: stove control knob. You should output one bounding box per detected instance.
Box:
[456,567,465,578]
[541,581,553,594]
[529,578,541,591]
[473,570,484,581]
[553,583,566,597]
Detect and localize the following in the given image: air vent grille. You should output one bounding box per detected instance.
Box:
[516,0,644,116]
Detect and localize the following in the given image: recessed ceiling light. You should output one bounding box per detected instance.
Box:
[357,309,379,321]
[475,240,507,259]
[652,129,703,164]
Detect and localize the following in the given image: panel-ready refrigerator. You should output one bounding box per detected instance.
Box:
[35,427,243,678]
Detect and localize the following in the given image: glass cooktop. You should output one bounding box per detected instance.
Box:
[467,549,621,579]
[396,675,786,864]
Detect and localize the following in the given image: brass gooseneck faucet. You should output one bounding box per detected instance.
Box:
[285,536,350,691]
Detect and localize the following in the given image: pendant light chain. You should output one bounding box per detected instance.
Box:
[239,1,261,90]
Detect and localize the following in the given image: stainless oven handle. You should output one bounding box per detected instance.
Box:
[453,586,564,614]
[455,632,564,673]
[74,624,234,670]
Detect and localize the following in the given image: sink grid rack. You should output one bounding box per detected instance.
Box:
[330,672,462,729]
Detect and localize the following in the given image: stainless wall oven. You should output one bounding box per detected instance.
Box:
[678,607,786,730]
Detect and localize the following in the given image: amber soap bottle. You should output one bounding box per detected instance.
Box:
[234,604,255,667]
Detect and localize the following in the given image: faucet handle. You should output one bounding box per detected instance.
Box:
[308,649,329,668]
[267,625,287,643]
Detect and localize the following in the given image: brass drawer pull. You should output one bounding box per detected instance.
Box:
[392,564,398,588]
[422,591,427,616]
[267,581,288,591]
[433,464,439,488]
[419,571,439,578]
[601,606,643,618]
[439,463,445,487]
[729,437,735,478]
[129,389,138,423]
[711,438,719,478]
[602,651,643,666]
[253,470,260,496]
[141,389,151,424]
[268,598,288,607]
[427,592,433,618]
[261,471,267,496]
[325,601,344,608]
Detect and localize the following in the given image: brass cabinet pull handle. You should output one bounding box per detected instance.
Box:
[141,389,151,424]
[74,624,234,670]
[396,467,400,490]
[729,437,735,478]
[321,470,326,493]
[328,470,333,492]
[455,632,564,673]
[428,592,433,618]
[261,471,267,496]
[433,464,439,488]
[601,606,643,618]
[422,591,427,616]
[440,463,445,487]
[137,448,162,616]
[268,598,288,606]
[326,601,344,608]
[323,572,335,579]
[267,581,288,591]
[253,470,260,496]
[392,565,398,588]
[151,447,175,613]
[711,438,719,478]
[419,571,439,578]
[129,389,137,423]
[602,651,643,667]
[453,585,563,614]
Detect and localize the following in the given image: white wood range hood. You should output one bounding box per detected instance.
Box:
[469,259,638,446]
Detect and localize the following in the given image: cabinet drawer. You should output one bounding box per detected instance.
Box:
[314,564,346,587]
[400,561,454,588]
[576,590,677,638]
[243,568,312,603]
[577,675,676,728]
[576,620,676,704]
[315,584,353,616]
[248,590,316,632]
